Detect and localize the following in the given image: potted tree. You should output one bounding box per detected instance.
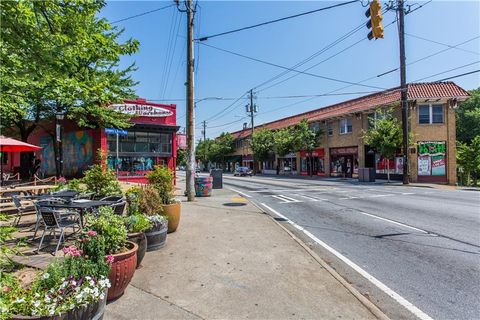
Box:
[84,207,137,301]
[138,186,169,251]
[147,166,181,233]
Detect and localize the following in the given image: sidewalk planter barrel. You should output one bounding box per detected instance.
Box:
[194,176,213,197]
[145,221,168,251]
[161,202,181,233]
[107,241,138,301]
[127,232,147,268]
[12,288,108,320]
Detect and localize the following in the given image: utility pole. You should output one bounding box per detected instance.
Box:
[202,120,207,171]
[248,89,256,174]
[398,0,409,184]
[185,0,196,200]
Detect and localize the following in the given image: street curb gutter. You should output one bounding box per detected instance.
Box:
[246,199,390,320]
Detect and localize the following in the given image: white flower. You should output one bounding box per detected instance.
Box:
[99,293,105,300]
[33,300,41,308]
[85,276,92,280]
[45,296,51,303]
[42,273,50,279]
[15,298,25,303]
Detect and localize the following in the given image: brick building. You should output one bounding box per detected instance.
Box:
[225,82,470,184]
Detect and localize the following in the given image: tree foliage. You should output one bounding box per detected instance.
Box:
[176,148,187,167]
[0,0,139,140]
[456,88,480,144]
[208,133,234,165]
[251,128,275,162]
[196,139,213,165]
[457,136,480,186]
[362,111,403,182]
[273,127,295,157]
[291,119,322,152]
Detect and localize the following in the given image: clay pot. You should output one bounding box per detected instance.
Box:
[145,221,168,251]
[161,202,181,233]
[127,232,147,268]
[107,241,138,301]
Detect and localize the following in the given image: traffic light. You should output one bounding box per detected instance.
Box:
[365,0,384,40]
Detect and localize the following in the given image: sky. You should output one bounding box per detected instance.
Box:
[100,0,480,140]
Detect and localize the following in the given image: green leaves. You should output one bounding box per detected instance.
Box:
[457,136,480,186]
[456,88,480,144]
[251,128,275,161]
[273,127,295,157]
[362,111,403,160]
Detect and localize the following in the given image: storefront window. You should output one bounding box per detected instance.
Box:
[418,141,446,176]
[106,131,172,155]
[107,156,161,176]
[330,147,358,177]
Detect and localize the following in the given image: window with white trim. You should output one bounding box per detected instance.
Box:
[367,110,386,128]
[419,104,444,124]
[339,118,352,134]
[327,122,333,136]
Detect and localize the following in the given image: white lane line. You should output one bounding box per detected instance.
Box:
[339,196,362,200]
[250,188,333,193]
[296,194,323,202]
[368,194,394,198]
[354,211,431,234]
[271,195,302,203]
[261,203,434,320]
[401,192,415,195]
[227,188,252,198]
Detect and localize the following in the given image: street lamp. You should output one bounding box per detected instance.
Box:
[194,96,223,108]
[55,112,65,178]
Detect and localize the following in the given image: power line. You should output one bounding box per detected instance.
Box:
[413,61,480,82]
[405,33,479,55]
[198,42,385,90]
[196,0,359,41]
[434,70,480,82]
[111,4,174,24]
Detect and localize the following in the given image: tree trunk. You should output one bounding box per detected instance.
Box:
[387,158,391,183]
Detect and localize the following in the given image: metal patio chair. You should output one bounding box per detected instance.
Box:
[74,192,95,200]
[110,201,126,216]
[99,195,124,202]
[36,206,81,255]
[11,195,35,226]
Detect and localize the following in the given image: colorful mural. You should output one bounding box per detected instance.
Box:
[39,131,93,176]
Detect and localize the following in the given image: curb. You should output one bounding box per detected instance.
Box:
[244,196,390,320]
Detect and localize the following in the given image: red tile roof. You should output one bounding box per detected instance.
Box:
[231,82,469,139]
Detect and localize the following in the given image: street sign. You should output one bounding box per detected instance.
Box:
[105,128,128,136]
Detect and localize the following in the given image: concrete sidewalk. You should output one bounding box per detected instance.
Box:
[105,188,386,320]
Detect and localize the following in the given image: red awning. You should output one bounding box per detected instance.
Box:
[0,136,42,152]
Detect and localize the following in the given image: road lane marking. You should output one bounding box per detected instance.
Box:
[401,192,415,195]
[227,188,252,198]
[250,187,334,193]
[272,195,302,203]
[368,194,394,198]
[260,203,434,320]
[296,194,324,201]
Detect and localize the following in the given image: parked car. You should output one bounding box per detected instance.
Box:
[234,167,253,177]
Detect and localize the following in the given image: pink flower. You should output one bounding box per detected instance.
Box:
[63,245,81,257]
[106,255,114,264]
[86,230,97,237]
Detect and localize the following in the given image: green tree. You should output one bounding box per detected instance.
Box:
[0,0,139,176]
[362,111,404,182]
[291,119,323,176]
[208,133,234,168]
[251,128,275,163]
[456,88,480,144]
[176,148,187,167]
[273,127,295,157]
[457,136,480,186]
[196,139,212,169]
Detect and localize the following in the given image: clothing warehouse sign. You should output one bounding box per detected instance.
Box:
[110,103,173,117]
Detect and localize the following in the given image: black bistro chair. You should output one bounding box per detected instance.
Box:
[99,195,124,203]
[36,206,81,255]
[110,201,127,216]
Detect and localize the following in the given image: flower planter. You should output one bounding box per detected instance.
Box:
[12,288,108,320]
[107,241,138,301]
[127,232,147,268]
[145,221,168,251]
[161,202,181,233]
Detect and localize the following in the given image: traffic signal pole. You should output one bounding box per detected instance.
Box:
[398,0,409,184]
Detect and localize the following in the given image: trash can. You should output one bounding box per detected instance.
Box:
[365,167,375,182]
[194,176,213,197]
[210,169,223,189]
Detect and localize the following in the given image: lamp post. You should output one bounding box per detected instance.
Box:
[55,112,65,178]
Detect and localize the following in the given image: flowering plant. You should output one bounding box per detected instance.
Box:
[147,214,168,228]
[0,254,111,319]
[85,207,127,254]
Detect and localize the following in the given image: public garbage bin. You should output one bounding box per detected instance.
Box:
[359,168,375,182]
[194,176,213,197]
[210,169,223,189]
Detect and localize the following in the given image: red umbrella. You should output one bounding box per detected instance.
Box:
[0,136,42,152]
[0,136,42,184]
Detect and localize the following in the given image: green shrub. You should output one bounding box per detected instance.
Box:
[82,150,122,197]
[147,166,175,204]
[85,207,127,254]
[138,186,163,216]
[125,186,141,215]
[123,213,153,233]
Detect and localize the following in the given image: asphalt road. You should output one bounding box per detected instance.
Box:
[220,174,480,320]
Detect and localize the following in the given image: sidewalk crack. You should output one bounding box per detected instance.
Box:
[129,283,205,320]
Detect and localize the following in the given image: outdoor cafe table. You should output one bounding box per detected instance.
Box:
[0,185,57,196]
[39,200,117,228]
